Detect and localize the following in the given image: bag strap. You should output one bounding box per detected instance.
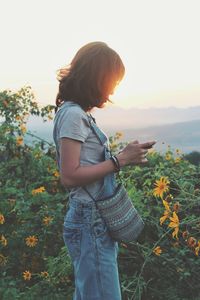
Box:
[82,113,109,203]
[82,113,122,202]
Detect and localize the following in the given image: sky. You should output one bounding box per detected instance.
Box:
[0,0,200,109]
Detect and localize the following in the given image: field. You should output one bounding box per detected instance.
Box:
[0,87,200,300]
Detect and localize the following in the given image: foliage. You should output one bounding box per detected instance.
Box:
[0,86,200,300]
[184,151,200,166]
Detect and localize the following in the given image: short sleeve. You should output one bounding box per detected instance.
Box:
[58,107,90,142]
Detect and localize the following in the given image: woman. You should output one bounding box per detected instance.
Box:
[53,41,156,300]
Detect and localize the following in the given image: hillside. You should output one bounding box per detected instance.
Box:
[26,117,200,154]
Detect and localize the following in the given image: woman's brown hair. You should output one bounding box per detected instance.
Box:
[55,41,125,112]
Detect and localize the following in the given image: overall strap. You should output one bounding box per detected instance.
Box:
[86,113,109,148]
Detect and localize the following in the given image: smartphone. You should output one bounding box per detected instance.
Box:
[142,141,156,149]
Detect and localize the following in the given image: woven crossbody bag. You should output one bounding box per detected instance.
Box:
[83,183,145,243]
[83,114,145,243]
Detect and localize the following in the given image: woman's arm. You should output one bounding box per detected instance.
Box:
[60,137,153,188]
[60,137,119,188]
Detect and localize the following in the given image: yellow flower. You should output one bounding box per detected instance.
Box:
[53,171,59,178]
[0,254,8,265]
[163,199,171,211]
[32,102,38,108]
[165,153,172,160]
[0,235,8,246]
[115,132,123,139]
[20,124,27,134]
[31,186,46,195]
[110,142,118,150]
[0,214,5,224]
[47,115,53,121]
[43,216,53,226]
[35,153,42,159]
[176,149,181,155]
[153,177,170,199]
[168,211,179,239]
[175,157,181,163]
[16,136,23,146]
[148,148,156,155]
[153,246,162,256]
[41,271,49,278]
[160,199,171,225]
[15,115,21,121]
[25,235,38,247]
[160,210,170,225]
[194,241,200,256]
[23,270,32,280]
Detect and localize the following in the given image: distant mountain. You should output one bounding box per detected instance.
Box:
[26,113,200,153]
[107,119,200,154]
[92,105,200,130]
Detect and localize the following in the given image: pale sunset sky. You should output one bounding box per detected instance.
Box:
[0,0,200,109]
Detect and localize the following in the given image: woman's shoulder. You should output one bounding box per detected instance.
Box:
[55,101,92,129]
[59,101,88,118]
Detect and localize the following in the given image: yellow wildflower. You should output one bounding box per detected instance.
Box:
[176,149,181,155]
[32,102,38,108]
[0,235,8,246]
[165,153,172,160]
[35,153,41,159]
[43,216,53,226]
[15,115,21,121]
[16,136,23,146]
[160,199,171,225]
[53,171,59,178]
[47,115,53,121]
[115,132,123,139]
[160,210,170,225]
[148,148,156,155]
[0,214,5,224]
[20,124,27,134]
[23,270,32,280]
[41,271,49,278]
[175,157,181,163]
[25,235,38,247]
[0,254,8,265]
[153,177,170,199]
[31,186,46,195]
[194,241,200,256]
[110,142,118,150]
[153,246,162,256]
[168,211,179,239]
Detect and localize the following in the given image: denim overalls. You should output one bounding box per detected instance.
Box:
[63,115,122,300]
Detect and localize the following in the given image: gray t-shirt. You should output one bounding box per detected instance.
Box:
[53,101,108,203]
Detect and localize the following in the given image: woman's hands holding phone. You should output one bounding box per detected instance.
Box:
[116,140,156,167]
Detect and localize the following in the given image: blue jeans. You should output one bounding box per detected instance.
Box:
[63,198,122,300]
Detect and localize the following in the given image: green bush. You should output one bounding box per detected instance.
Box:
[0,87,200,300]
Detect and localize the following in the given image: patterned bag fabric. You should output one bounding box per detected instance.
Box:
[84,183,145,242]
[83,114,145,243]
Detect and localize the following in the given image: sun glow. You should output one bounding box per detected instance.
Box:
[0,0,200,108]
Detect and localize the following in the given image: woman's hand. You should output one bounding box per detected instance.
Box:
[116,140,156,167]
